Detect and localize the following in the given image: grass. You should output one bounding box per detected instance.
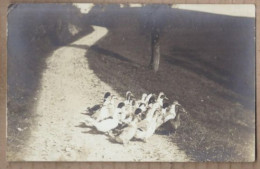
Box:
[83,25,255,161]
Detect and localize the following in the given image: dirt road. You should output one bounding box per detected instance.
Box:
[16,26,189,161]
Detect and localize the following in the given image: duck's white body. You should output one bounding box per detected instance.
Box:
[118,106,127,123]
[85,92,111,115]
[135,112,158,142]
[164,111,176,122]
[92,106,109,121]
[168,103,177,118]
[155,107,167,128]
[145,103,160,121]
[84,91,186,143]
[144,93,156,107]
[155,101,181,129]
[137,93,147,105]
[124,100,136,117]
[92,97,116,121]
[134,104,159,142]
[145,114,158,139]
[122,115,133,124]
[94,117,119,132]
[156,92,168,107]
[157,97,164,107]
[113,118,138,145]
[156,112,175,129]
[85,106,121,133]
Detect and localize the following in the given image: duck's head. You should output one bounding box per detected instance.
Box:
[172,101,187,115]
[146,94,155,104]
[156,93,168,107]
[158,93,168,100]
[172,100,179,105]
[126,91,131,97]
[145,93,154,100]
[116,102,126,116]
[157,92,165,99]
[139,103,147,111]
[103,92,111,102]
[134,108,142,115]
[161,103,170,114]
[117,102,125,108]
[129,95,135,102]
[126,91,134,100]
[135,108,146,121]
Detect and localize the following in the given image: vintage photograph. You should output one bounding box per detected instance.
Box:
[7,3,255,162]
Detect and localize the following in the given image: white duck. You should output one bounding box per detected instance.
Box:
[125,96,136,115]
[109,117,139,145]
[157,101,180,128]
[168,101,187,132]
[121,102,146,125]
[91,95,117,122]
[118,103,128,124]
[155,103,172,129]
[163,101,180,122]
[137,93,148,105]
[134,93,169,142]
[142,92,167,118]
[156,92,168,107]
[156,101,187,134]
[121,99,137,125]
[84,102,125,133]
[137,102,149,120]
[134,108,160,142]
[125,91,134,104]
[85,92,111,115]
[144,93,156,106]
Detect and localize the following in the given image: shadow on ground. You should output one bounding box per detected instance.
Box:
[7,4,94,160]
[78,5,255,161]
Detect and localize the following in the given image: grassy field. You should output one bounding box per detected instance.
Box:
[82,5,255,161]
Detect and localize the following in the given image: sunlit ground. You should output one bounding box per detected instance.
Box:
[171,4,255,18]
[73,3,255,18]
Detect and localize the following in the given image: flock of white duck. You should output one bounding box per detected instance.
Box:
[82,91,187,145]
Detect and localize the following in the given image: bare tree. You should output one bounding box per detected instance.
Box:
[150,28,160,72]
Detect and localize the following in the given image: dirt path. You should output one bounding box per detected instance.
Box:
[19,26,190,161]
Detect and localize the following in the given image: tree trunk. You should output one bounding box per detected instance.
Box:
[150,29,160,72]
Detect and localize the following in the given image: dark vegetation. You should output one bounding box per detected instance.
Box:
[8,4,255,161]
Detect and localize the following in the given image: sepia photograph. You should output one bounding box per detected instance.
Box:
[7,3,255,162]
